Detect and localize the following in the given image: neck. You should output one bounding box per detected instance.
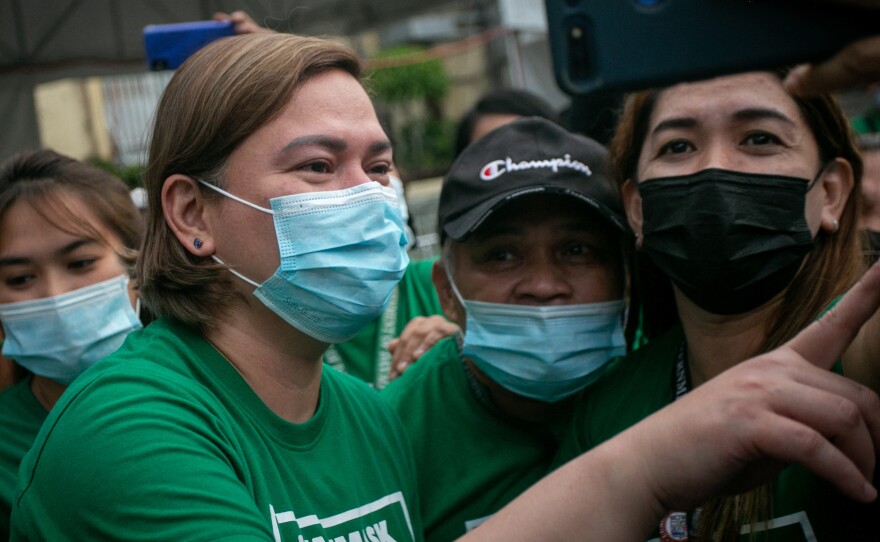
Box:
[466,360,572,425]
[206,299,326,423]
[675,289,780,387]
[30,375,66,411]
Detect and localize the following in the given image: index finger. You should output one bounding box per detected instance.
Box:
[786,262,880,369]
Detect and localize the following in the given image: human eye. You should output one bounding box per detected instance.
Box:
[4,273,34,288]
[487,249,515,262]
[563,241,606,263]
[657,139,694,156]
[367,162,391,183]
[298,160,332,174]
[741,131,783,147]
[369,163,391,175]
[472,244,517,266]
[67,258,97,272]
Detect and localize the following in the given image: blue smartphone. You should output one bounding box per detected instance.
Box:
[546,0,880,95]
[143,20,235,71]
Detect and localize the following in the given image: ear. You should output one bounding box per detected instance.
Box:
[162,175,215,257]
[621,179,644,249]
[817,158,854,234]
[432,258,464,326]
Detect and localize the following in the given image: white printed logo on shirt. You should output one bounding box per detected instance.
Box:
[269,492,415,542]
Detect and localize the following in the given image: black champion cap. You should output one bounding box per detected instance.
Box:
[438,116,628,241]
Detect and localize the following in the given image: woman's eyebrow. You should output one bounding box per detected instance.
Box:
[283,135,347,152]
[731,107,796,125]
[57,239,96,256]
[274,136,392,165]
[650,116,697,137]
[0,239,95,268]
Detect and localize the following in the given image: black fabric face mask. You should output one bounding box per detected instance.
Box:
[637,168,818,315]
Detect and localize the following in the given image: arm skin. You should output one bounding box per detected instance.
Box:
[459,262,880,541]
[212,11,273,35]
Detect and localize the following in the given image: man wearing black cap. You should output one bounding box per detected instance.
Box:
[382,117,631,541]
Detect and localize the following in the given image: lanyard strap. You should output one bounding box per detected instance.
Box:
[660,341,698,542]
[674,340,690,400]
[373,286,399,390]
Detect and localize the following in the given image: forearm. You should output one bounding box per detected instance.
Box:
[459,430,664,541]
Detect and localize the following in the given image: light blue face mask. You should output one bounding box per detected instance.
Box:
[448,271,626,403]
[0,274,142,385]
[200,180,410,343]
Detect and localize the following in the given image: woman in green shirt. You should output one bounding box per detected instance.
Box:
[560,70,880,541]
[0,149,144,539]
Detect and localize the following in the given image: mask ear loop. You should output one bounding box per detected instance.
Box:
[211,255,261,289]
[443,265,467,307]
[197,179,274,215]
[806,161,831,192]
[196,179,270,289]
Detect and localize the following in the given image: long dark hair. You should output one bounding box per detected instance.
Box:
[609,72,865,541]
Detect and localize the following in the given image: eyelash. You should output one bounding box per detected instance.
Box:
[5,274,33,287]
[300,161,332,174]
[68,258,97,271]
[742,132,783,146]
[657,140,692,156]
[657,131,784,157]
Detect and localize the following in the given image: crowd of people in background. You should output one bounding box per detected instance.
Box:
[2,5,880,542]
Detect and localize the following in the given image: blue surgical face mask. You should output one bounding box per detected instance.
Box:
[0,274,143,385]
[447,270,626,403]
[388,174,415,250]
[200,180,410,343]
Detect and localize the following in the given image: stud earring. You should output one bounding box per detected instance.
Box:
[194,238,203,249]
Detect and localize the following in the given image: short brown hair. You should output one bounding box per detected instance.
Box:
[138,33,362,330]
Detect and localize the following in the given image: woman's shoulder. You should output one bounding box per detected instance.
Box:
[562,325,686,454]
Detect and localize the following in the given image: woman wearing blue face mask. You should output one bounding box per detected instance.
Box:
[11,33,422,542]
[0,149,144,539]
[557,71,880,541]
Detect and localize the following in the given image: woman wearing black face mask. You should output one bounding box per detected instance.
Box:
[555,70,880,542]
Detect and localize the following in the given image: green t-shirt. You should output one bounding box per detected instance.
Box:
[0,375,47,540]
[325,259,443,389]
[382,337,567,542]
[11,318,423,542]
[555,325,880,541]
